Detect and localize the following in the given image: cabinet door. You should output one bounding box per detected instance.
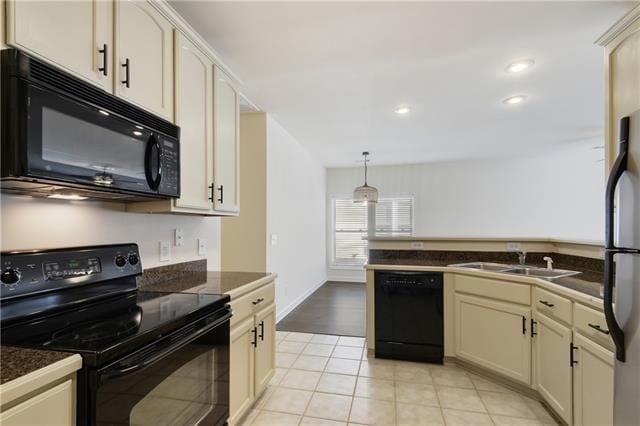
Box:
[213,66,240,214]
[455,293,531,384]
[229,317,256,425]
[6,0,112,91]
[0,379,75,426]
[533,312,572,424]
[114,0,173,119]
[573,332,614,426]
[254,303,276,396]
[173,31,214,213]
[602,10,640,173]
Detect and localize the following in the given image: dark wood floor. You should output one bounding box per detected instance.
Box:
[276,281,366,337]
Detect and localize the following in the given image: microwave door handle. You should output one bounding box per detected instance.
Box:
[604,115,632,362]
[144,136,162,191]
[99,312,231,383]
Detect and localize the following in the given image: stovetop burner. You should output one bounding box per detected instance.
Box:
[46,309,142,346]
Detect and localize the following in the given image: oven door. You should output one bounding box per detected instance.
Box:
[20,81,171,196]
[92,309,231,426]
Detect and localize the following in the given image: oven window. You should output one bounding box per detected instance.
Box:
[96,331,229,426]
[42,107,146,180]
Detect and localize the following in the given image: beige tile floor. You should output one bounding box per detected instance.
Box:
[240,332,559,426]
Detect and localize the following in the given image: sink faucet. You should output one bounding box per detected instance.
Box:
[517,251,527,265]
[543,256,554,270]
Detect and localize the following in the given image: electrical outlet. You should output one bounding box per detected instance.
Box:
[506,242,522,252]
[198,239,206,256]
[174,228,184,247]
[411,242,424,250]
[159,241,171,262]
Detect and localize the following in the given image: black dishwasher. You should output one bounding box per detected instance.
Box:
[375,271,443,363]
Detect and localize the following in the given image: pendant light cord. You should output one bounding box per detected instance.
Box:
[363,152,369,185]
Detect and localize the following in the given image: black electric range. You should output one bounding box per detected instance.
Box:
[1,244,231,426]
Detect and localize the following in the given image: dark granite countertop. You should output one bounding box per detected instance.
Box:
[368,250,605,300]
[139,269,273,295]
[1,346,76,385]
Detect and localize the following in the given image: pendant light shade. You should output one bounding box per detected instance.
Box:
[353,151,378,203]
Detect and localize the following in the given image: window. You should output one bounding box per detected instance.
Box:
[332,196,414,268]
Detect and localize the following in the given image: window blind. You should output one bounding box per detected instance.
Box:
[332,197,413,268]
[333,199,368,267]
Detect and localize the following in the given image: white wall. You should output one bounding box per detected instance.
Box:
[326,141,604,281]
[1,195,221,270]
[266,115,327,321]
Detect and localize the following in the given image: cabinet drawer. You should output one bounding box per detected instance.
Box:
[533,287,572,325]
[574,303,614,351]
[455,274,530,305]
[229,282,275,326]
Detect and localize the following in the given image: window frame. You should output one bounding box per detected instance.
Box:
[329,194,415,270]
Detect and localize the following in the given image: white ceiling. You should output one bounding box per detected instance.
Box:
[170,1,635,167]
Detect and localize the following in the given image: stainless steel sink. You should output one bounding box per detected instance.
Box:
[501,267,580,279]
[450,262,580,279]
[449,262,513,272]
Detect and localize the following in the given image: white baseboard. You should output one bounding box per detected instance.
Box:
[276,277,327,323]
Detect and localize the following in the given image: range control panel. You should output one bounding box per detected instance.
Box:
[1,244,142,300]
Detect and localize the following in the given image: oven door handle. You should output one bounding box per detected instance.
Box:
[98,311,231,384]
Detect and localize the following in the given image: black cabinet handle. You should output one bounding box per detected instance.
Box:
[539,300,555,308]
[251,327,258,347]
[252,298,264,305]
[121,58,130,88]
[588,323,611,335]
[570,343,578,367]
[522,316,526,335]
[217,184,224,204]
[208,184,214,202]
[259,320,265,341]
[98,44,108,76]
[531,318,537,337]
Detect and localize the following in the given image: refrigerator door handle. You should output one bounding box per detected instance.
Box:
[604,116,640,362]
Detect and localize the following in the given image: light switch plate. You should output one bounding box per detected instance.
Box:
[270,234,278,245]
[506,242,522,252]
[174,228,184,247]
[159,241,171,262]
[198,239,207,256]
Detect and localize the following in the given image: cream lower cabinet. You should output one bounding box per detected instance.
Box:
[572,332,614,426]
[229,282,276,425]
[0,379,75,426]
[6,0,113,91]
[229,317,256,426]
[254,303,276,396]
[455,293,531,385]
[533,312,572,424]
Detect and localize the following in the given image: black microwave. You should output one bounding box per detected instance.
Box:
[1,49,180,201]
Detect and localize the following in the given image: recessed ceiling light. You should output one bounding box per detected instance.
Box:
[505,59,534,74]
[47,193,88,201]
[133,131,143,136]
[394,106,411,115]
[502,95,527,105]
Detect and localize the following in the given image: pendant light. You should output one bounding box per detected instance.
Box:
[353,151,378,204]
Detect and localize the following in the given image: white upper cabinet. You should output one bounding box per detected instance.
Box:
[114,0,173,119]
[213,66,240,214]
[6,0,113,91]
[173,31,214,213]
